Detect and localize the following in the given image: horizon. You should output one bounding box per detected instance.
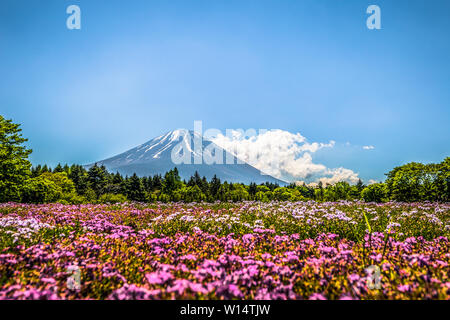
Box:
[32,125,447,186]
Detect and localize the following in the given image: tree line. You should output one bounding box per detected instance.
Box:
[1,115,449,204]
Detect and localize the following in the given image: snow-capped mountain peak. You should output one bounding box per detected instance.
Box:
[88,130,285,184]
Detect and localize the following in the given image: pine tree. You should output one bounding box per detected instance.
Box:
[200,176,209,195]
[249,182,257,196]
[356,179,365,192]
[210,175,221,198]
[152,174,163,191]
[112,172,124,184]
[63,164,70,175]
[53,163,64,173]
[194,171,202,186]
[162,168,182,195]
[87,164,109,197]
[68,164,89,195]
[31,165,42,178]
[126,173,146,202]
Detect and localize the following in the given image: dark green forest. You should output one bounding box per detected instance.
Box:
[1,115,449,204]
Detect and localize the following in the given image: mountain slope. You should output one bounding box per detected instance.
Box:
[88,130,286,185]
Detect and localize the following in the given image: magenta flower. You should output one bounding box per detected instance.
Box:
[309,293,327,300]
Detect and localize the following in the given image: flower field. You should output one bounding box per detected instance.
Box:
[0,201,449,300]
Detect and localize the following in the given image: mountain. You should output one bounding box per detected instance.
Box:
[87,130,286,185]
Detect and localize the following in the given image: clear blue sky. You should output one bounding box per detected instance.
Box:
[1,0,449,182]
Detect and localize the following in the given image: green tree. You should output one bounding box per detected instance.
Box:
[386,162,425,202]
[210,175,221,199]
[361,183,387,203]
[151,174,163,191]
[31,165,42,178]
[21,172,76,203]
[351,179,365,199]
[0,116,32,202]
[22,176,60,203]
[68,164,89,195]
[126,173,146,202]
[333,181,352,200]
[179,185,206,202]
[162,168,182,195]
[103,171,124,195]
[256,185,270,193]
[87,164,109,198]
[255,191,269,202]
[273,187,292,201]
[53,163,64,173]
[436,157,450,201]
[40,172,76,195]
[217,182,231,201]
[356,179,365,193]
[248,182,257,198]
[315,181,324,201]
[323,187,337,202]
[228,184,250,201]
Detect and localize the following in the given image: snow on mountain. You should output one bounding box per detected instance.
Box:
[87,130,286,185]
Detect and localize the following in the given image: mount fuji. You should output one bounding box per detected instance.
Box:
[87,130,286,185]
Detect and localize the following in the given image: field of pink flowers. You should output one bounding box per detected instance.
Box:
[0,201,449,300]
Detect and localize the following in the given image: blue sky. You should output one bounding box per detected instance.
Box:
[1,0,449,183]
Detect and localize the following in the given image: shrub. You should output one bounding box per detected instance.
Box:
[361,183,388,203]
[98,193,128,204]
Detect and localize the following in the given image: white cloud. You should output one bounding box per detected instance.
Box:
[210,129,360,184]
[363,145,375,150]
[318,168,360,185]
